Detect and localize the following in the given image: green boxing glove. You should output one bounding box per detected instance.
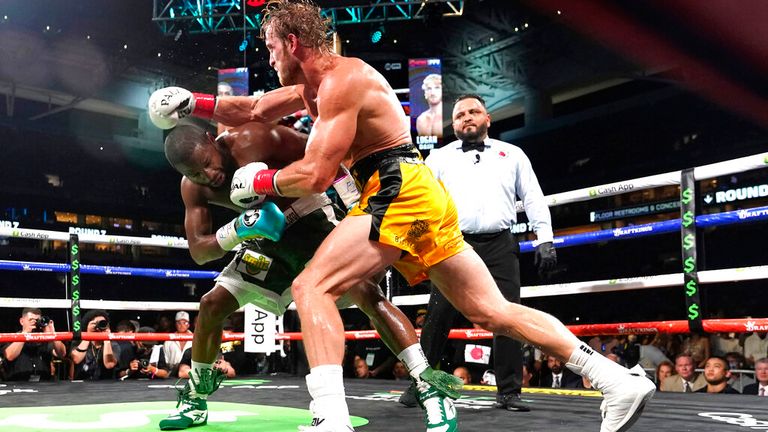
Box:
[216,201,286,251]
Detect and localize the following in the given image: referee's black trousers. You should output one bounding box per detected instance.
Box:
[420,229,522,396]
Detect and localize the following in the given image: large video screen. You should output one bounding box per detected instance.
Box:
[408,58,442,152]
[217,67,249,96]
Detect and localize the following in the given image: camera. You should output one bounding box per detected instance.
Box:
[34,316,52,332]
[94,319,109,331]
[139,359,150,369]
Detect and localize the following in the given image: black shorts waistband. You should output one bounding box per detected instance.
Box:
[350,143,423,187]
[462,230,510,242]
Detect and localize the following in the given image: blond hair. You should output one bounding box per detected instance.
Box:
[260,0,331,51]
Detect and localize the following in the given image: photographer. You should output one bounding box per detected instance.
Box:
[117,326,170,380]
[1,308,66,381]
[70,310,121,380]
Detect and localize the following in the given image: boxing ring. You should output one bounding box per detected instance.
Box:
[2,152,768,431]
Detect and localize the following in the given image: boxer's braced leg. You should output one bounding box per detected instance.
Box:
[159,368,226,430]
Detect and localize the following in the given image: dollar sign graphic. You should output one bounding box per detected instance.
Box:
[684,257,696,273]
[685,280,697,296]
[72,275,79,286]
[72,305,80,316]
[71,259,79,271]
[72,291,80,301]
[688,304,700,320]
[681,188,693,205]
[683,234,695,250]
[682,211,694,227]
[71,244,79,255]
[73,321,81,332]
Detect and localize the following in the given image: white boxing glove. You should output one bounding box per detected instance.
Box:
[147,87,217,130]
[147,86,193,129]
[231,162,269,208]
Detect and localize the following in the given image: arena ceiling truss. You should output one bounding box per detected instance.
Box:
[152,0,465,35]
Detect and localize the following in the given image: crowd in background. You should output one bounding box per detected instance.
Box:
[338,309,768,396]
[2,306,766,397]
[0,307,285,382]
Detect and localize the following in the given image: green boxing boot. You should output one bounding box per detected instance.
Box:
[417,368,462,432]
[159,368,226,431]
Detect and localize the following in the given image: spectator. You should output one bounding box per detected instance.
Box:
[1,308,66,381]
[725,351,755,393]
[163,311,193,374]
[118,327,170,380]
[695,356,740,394]
[217,320,253,375]
[129,320,141,333]
[414,309,428,329]
[680,331,710,368]
[155,315,173,334]
[710,332,742,358]
[744,332,768,368]
[742,357,768,396]
[540,355,583,389]
[521,364,533,388]
[70,310,121,380]
[588,335,619,357]
[452,366,472,385]
[661,354,707,392]
[114,320,137,372]
[525,347,545,387]
[637,334,672,370]
[392,361,409,381]
[178,346,235,379]
[353,356,370,379]
[612,335,640,367]
[655,360,674,389]
[352,320,395,379]
[649,333,678,360]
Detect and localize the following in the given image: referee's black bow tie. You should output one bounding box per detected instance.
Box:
[461,141,486,152]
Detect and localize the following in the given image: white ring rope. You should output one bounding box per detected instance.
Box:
[0,152,766,308]
[4,265,766,310]
[515,152,768,212]
[0,228,189,248]
[1,153,764,247]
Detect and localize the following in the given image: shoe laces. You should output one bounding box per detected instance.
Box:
[190,367,226,395]
[173,379,205,411]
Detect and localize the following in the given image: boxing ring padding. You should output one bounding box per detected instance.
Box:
[2,317,767,344]
[1,376,764,432]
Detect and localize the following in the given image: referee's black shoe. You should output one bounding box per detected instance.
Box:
[398,381,419,408]
[493,393,531,412]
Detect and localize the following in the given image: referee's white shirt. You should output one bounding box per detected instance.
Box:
[425,138,553,244]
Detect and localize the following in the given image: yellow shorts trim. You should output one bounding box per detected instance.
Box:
[348,158,469,285]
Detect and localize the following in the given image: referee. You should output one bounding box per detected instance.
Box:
[400,94,557,411]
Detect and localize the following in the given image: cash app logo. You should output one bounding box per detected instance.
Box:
[0,401,368,431]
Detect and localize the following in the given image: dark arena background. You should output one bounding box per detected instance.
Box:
[1,1,767,431]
